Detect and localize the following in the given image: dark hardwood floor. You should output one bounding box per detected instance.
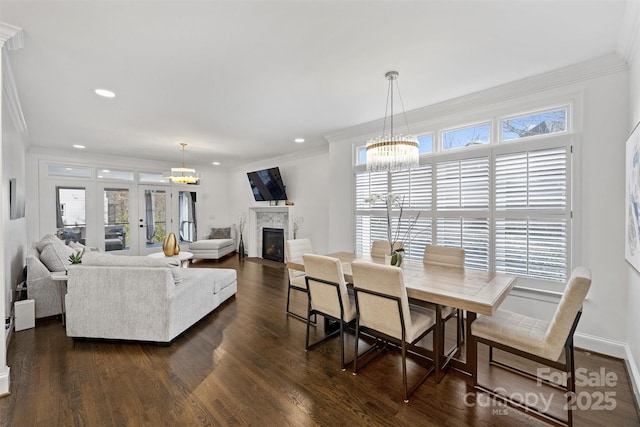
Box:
[1,255,639,426]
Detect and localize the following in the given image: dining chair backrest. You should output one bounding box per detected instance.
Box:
[303,254,352,320]
[371,240,404,257]
[285,239,313,262]
[543,267,592,361]
[423,245,465,269]
[351,261,411,341]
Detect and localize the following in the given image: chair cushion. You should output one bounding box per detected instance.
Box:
[471,309,555,360]
[39,242,75,272]
[189,239,235,250]
[209,227,231,239]
[406,306,436,343]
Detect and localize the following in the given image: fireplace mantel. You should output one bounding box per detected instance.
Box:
[247,206,292,258]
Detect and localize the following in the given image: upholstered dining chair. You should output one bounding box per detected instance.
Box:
[351,261,436,402]
[471,267,592,427]
[370,240,404,257]
[423,245,466,352]
[285,239,314,323]
[303,254,357,370]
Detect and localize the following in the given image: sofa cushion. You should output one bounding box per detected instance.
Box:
[82,252,183,283]
[69,241,100,252]
[39,242,74,272]
[214,269,237,292]
[189,239,235,250]
[36,234,65,252]
[209,227,231,239]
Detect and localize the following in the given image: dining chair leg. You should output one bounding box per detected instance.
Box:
[402,340,409,403]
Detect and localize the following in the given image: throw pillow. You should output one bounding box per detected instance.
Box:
[209,227,231,239]
[36,234,65,252]
[39,242,74,272]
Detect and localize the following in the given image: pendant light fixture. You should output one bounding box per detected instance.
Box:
[365,71,419,172]
[165,143,201,184]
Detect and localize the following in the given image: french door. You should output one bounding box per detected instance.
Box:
[138,185,171,255]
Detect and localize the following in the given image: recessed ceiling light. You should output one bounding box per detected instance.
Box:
[73,144,85,149]
[94,88,116,98]
[294,138,305,143]
[212,162,220,166]
[102,169,110,173]
[65,167,72,171]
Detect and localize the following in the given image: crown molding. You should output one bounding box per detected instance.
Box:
[617,0,640,64]
[2,49,30,145]
[325,54,628,144]
[0,22,23,50]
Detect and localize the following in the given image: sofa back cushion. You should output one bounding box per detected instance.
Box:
[209,227,231,239]
[81,252,183,283]
[39,242,74,272]
[36,234,65,252]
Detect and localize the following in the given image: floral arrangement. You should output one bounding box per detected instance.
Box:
[364,192,421,259]
[237,211,247,238]
[292,215,304,239]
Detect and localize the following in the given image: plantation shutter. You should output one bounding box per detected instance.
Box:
[494,146,569,281]
[435,157,490,269]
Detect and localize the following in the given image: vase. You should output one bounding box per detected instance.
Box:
[238,235,245,261]
[162,232,178,257]
[385,250,403,267]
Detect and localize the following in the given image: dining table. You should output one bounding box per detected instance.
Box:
[286,252,517,384]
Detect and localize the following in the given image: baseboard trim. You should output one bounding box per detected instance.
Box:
[574,332,640,412]
[624,344,640,416]
[0,367,10,396]
[574,332,628,358]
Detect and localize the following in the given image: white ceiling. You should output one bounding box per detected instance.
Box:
[0,0,630,168]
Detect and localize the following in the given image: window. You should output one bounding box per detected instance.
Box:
[501,107,567,141]
[179,191,197,243]
[98,169,134,181]
[494,145,569,281]
[103,188,130,251]
[56,187,86,244]
[354,105,572,283]
[49,165,92,178]
[442,123,491,151]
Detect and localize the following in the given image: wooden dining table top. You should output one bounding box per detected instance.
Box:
[287,252,517,316]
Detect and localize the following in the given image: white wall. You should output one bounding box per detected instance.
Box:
[2,81,27,317]
[227,148,330,255]
[625,0,640,405]
[326,56,631,356]
[0,22,25,396]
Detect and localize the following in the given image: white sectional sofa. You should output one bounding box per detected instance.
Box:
[65,252,237,344]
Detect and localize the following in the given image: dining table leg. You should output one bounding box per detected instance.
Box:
[434,305,444,383]
[466,311,477,389]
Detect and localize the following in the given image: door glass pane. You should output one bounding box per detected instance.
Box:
[56,187,86,244]
[144,189,167,248]
[179,191,197,243]
[104,188,129,251]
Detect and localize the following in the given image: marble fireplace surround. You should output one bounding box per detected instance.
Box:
[248,206,291,259]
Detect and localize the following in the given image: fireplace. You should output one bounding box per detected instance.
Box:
[262,228,284,262]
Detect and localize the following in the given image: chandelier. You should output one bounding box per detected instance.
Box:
[165,143,201,184]
[366,71,419,172]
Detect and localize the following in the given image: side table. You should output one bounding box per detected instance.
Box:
[147,251,193,268]
[50,271,68,326]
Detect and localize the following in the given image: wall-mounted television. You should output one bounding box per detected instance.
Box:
[247,167,288,201]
